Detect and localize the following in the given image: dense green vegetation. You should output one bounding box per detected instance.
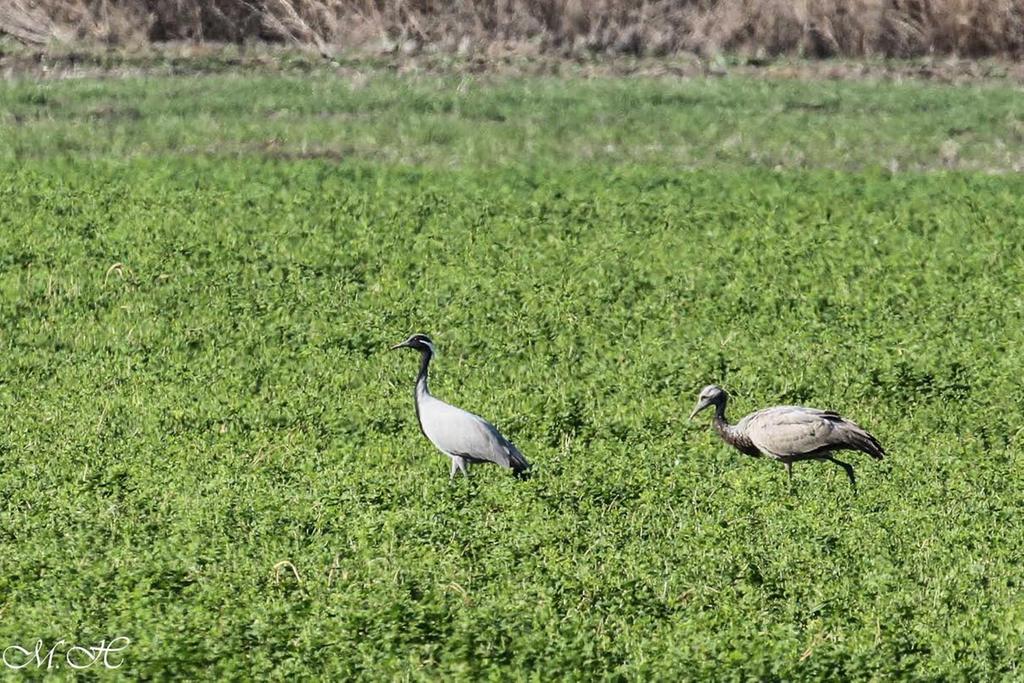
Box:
[1,69,1023,678]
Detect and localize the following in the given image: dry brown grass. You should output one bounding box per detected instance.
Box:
[2,0,1022,59]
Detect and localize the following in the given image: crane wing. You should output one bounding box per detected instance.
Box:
[741,406,851,457]
[419,397,530,472]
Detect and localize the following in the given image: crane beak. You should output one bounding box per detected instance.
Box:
[390,341,410,350]
[688,399,710,420]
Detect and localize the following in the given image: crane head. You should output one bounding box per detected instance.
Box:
[689,384,727,419]
[390,333,436,356]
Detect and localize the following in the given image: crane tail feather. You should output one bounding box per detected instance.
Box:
[508,448,532,478]
[851,427,885,460]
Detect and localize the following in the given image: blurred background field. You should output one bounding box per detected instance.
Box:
[2,61,1024,172]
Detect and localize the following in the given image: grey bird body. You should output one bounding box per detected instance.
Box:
[690,385,884,488]
[393,334,530,479]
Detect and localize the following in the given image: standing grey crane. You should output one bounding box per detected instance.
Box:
[689,385,884,489]
[391,334,531,480]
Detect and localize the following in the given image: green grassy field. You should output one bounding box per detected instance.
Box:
[3,68,1024,172]
[2,66,1024,679]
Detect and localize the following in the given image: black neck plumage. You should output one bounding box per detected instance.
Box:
[711,400,759,457]
[412,349,433,437]
[415,348,432,394]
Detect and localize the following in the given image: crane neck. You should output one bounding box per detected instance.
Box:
[711,401,732,436]
[414,348,433,401]
[409,348,433,440]
[710,401,758,456]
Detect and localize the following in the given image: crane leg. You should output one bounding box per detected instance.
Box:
[784,461,793,484]
[450,456,469,480]
[824,456,856,490]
